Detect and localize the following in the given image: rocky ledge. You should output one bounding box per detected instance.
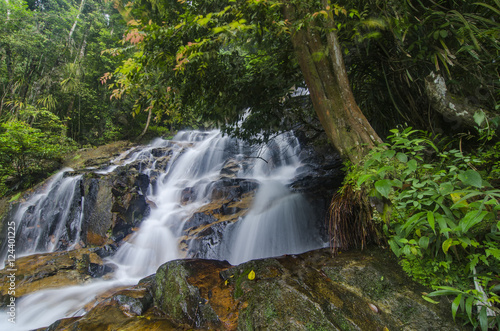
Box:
[41,247,462,330]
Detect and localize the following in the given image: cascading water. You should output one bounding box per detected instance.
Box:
[0,129,328,330]
[0,169,83,267]
[227,180,322,265]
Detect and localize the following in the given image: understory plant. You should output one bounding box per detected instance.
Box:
[346,126,500,330]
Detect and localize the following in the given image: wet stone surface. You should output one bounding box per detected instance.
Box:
[41,248,464,331]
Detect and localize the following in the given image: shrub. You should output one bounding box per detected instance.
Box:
[347,126,500,330]
[0,119,76,195]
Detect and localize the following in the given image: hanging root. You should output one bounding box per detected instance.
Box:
[328,184,381,254]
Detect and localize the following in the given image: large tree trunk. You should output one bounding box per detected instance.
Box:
[284,3,382,164]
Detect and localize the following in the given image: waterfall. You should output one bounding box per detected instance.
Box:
[0,169,83,267]
[227,180,322,265]
[0,129,328,330]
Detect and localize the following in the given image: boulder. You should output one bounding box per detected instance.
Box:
[0,248,110,306]
[42,276,181,331]
[42,248,463,330]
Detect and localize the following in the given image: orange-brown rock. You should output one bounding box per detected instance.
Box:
[0,248,110,304]
[39,248,464,330]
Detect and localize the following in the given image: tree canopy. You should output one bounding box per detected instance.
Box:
[110,0,499,160]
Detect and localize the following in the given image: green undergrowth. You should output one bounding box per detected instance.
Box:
[346,122,500,330]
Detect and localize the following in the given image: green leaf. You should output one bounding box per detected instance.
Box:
[479,306,488,331]
[396,152,408,163]
[357,174,373,186]
[407,159,417,172]
[427,287,462,296]
[436,214,450,238]
[439,182,454,195]
[474,111,486,127]
[391,179,403,188]
[442,238,456,253]
[461,210,488,233]
[419,236,430,249]
[422,295,439,304]
[458,170,483,188]
[388,239,402,257]
[372,151,382,161]
[427,211,435,233]
[375,179,392,198]
[465,296,474,323]
[451,294,462,321]
[382,149,396,159]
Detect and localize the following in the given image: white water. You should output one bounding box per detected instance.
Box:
[0,169,83,268]
[227,180,322,265]
[0,130,326,330]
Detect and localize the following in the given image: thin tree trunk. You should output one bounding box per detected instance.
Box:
[68,0,86,43]
[284,3,382,164]
[137,107,152,140]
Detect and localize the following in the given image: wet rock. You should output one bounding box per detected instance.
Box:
[208,178,258,202]
[187,220,233,259]
[153,259,232,329]
[82,177,113,246]
[92,243,118,258]
[291,147,343,195]
[181,248,463,330]
[220,159,242,178]
[43,279,178,331]
[0,248,110,305]
[88,262,114,278]
[180,187,197,205]
[39,250,463,330]
[182,193,255,259]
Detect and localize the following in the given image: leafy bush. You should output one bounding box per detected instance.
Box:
[0,118,76,195]
[347,127,500,329]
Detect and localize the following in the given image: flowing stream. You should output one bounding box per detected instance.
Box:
[0,130,327,330]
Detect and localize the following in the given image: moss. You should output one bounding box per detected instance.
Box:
[154,260,222,328]
[264,306,278,319]
[233,268,253,299]
[8,192,21,202]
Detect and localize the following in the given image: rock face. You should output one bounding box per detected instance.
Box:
[42,248,462,330]
[0,248,111,306]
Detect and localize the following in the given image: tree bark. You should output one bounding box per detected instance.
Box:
[283,3,382,164]
[68,0,86,44]
[137,107,152,140]
[425,72,494,130]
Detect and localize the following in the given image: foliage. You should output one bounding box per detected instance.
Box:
[0,0,134,145]
[323,0,500,135]
[109,0,310,143]
[109,0,499,144]
[0,116,76,196]
[347,126,500,329]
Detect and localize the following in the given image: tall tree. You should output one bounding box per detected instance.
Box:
[111,0,385,162]
[283,0,382,162]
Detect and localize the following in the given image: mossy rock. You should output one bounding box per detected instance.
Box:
[41,248,464,330]
[153,259,231,328]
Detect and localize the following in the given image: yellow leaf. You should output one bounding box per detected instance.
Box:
[450,193,462,204]
[248,270,255,280]
[224,280,228,286]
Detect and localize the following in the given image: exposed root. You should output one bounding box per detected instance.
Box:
[328,184,381,254]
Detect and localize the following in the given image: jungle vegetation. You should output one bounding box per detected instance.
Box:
[1,0,499,328]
